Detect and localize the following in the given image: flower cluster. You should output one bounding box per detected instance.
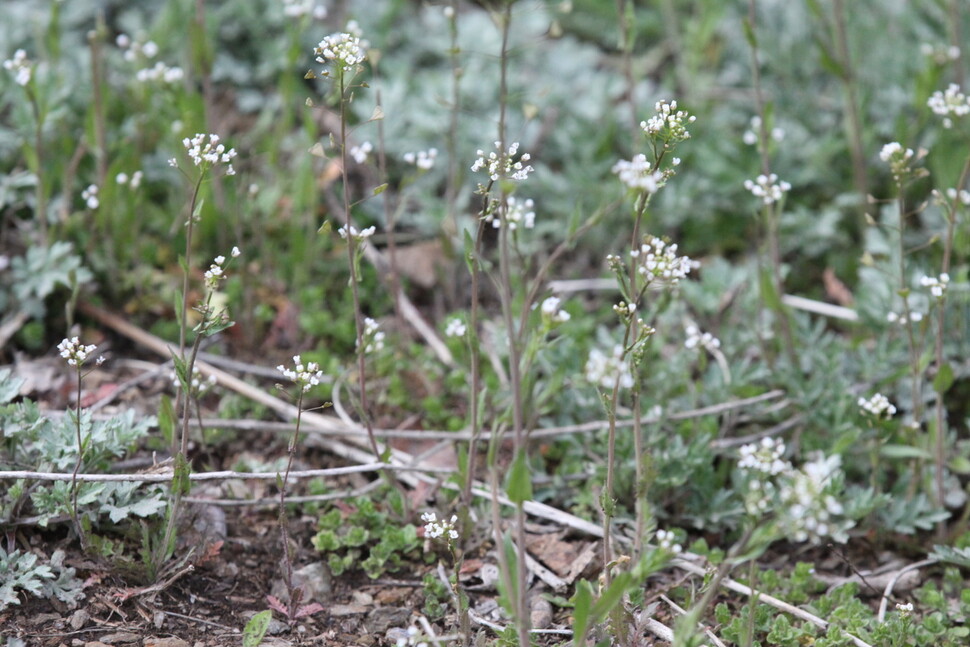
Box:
[421,511,459,541]
[135,61,184,84]
[203,247,240,289]
[116,171,144,189]
[655,529,682,554]
[585,344,634,390]
[744,173,791,206]
[350,141,373,164]
[684,325,720,353]
[81,184,99,210]
[338,224,376,241]
[539,296,570,324]
[116,34,158,61]
[630,235,694,288]
[612,154,664,193]
[879,141,916,180]
[3,49,33,86]
[445,318,466,338]
[742,115,785,146]
[886,310,923,325]
[927,83,970,128]
[945,187,970,205]
[359,317,385,354]
[172,365,217,395]
[470,141,533,182]
[177,133,237,175]
[282,0,327,19]
[277,355,325,393]
[641,99,696,143]
[488,195,535,230]
[739,441,852,544]
[314,32,367,73]
[921,43,961,65]
[403,148,438,170]
[920,273,949,298]
[738,437,789,476]
[58,337,102,368]
[858,392,896,419]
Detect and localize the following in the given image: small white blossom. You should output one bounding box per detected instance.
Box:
[395,625,429,647]
[359,317,385,354]
[337,224,376,241]
[402,148,438,170]
[314,31,367,73]
[858,393,896,419]
[231,246,241,257]
[487,195,535,230]
[203,250,238,289]
[655,529,682,554]
[640,99,695,142]
[470,141,533,182]
[886,310,923,325]
[180,133,237,175]
[277,355,325,393]
[684,325,720,352]
[82,184,100,210]
[282,0,327,19]
[135,61,184,83]
[739,437,790,476]
[349,141,373,164]
[422,511,459,542]
[3,49,33,86]
[927,83,970,128]
[172,365,217,394]
[612,154,663,193]
[945,187,970,204]
[445,318,466,338]
[57,337,99,368]
[744,173,791,205]
[585,345,634,390]
[540,296,570,324]
[920,273,949,298]
[632,235,694,288]
[896,602,914,614]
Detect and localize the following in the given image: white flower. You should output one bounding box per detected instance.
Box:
[422,511,459,542]
[135,61,184,83]
[744,173,791,205]
[277,355,325,393]
[738,437,790,476]
[684,325,720,352]
[858,393,896,419]
[612,154,663,193]
[181,133,237,175]
[283,0,327,19]
[82,184,100,210]
[655,529,682,554]
[3,49,33,86]
[445,318,466,338]
[231,246,241,257]
[337,224,376,241]
[632,235,694,288]
[886,310,923,325]
[487,195,535,230]
[640,99,695,141]
[927,83,970,127]
[540,296,570,323]
[470,141,533,182]
[57,337,98,368]
[920,273,949,299]
[945,187,970,204]
[402,148,438,170]
[314,31,367,72]
[359,317,385,354]
[349,141,373,164]
[585,345,634,390]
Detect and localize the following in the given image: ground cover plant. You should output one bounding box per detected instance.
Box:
[1,0,970,646]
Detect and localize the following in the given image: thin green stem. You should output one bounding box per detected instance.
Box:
[278,390,305,620]
[69,368,87,551]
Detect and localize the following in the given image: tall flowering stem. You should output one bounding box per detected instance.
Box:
[275,357,326,620]
[57,337,103,551]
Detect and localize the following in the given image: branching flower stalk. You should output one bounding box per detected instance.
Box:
[316,30,404,506]
[3,49,47,244]
[57,337,104,551]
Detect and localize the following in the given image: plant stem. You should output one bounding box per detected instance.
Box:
[831,0,869,217]
[69,368,88,551]
[277,390,305,621]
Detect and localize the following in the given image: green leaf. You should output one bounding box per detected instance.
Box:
[880,444,931,460]
[570,579,593,645]
[243,610,272,647]
[506,448,533,503]
[372,183,388,196]
[158,395,175,447]
[933,361,954,394]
